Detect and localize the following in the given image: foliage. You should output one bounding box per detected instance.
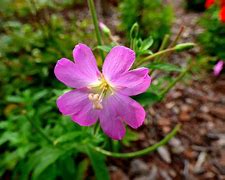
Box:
[0,0,84,18]
[185,0,206,11]
[119,0,173,48]
[0,88,108,179]
[0,0,109,179]
[198,6,225,60]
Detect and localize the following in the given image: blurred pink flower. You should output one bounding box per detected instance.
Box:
[214,60,224,76]
[54,43,151,140]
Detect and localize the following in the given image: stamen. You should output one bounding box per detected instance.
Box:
[93,94,100,101]
[88,75,112,110]
[88,93,95,101]
[93,102,103,110]
[98,86,107,102]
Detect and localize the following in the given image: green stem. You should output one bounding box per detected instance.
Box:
[150,34,170,74]
[165,26,184,58]
[169,26,184,48]
[91,124,181,158]
[135,48,176,68]
[159,65,190,98]
[158,34,170,53]
[155,34,170,62]
[87,0,104,61]
[94,123,101,136]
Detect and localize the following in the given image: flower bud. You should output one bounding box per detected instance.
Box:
[174,43,195,52]
[99,22,111,36]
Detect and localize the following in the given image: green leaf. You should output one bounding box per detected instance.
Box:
[6,96,24,103]
[146,62,182,72]
[76,158,89,180]
[139,49,153,55]
[53,132,83,145]
[0,121,8,129]
[0,132,19,146]
[32,90,48,101]
[57,155,77,180]
[87,147,109,180]
[31,148,64,180]
[96,44,114,53]
[140,36,154,50]
[133,92,161,106]
[122,128,139,147]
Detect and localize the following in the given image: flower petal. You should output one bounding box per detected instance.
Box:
[55,58,101,88]
[99,96,126,140]
[214,60,224,76]
[73,43,101,82]
[102,94,145,129]
[71,103,99,126]
[117,95,146,129]
[102,46,135,81]
[56,89,89,116]
[113,68,151,96]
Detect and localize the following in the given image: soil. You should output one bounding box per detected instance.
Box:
[107,0,225,179]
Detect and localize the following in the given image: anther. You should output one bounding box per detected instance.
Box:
[88,93,95,101]
[93,102,103,110]
[93,94,100,100]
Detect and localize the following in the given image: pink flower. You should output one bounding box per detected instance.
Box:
[54,44,151,140]
[214,60,224,76]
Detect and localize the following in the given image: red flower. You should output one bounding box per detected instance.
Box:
[205,0,215,9]
[221,0,225,7]
[220,6,225,23]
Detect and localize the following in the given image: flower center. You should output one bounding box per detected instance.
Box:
[88,75,113,110]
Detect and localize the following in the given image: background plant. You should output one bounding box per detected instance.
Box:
[119,0,173,48]
[198,4,225,61]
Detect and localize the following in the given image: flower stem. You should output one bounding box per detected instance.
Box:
[135,48,176,67]
[91,124,181,158]
[87,0,104,61]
